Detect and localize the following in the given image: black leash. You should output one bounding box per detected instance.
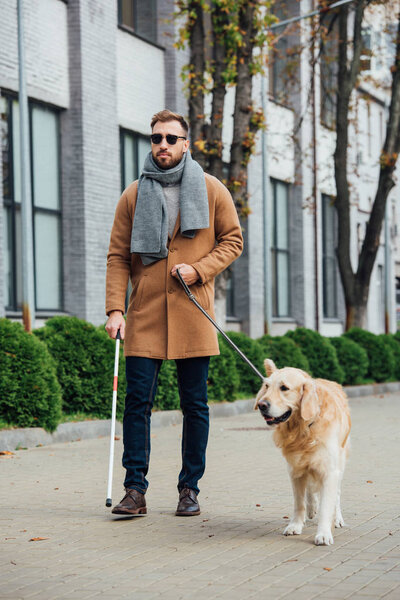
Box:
[176,269,265,382]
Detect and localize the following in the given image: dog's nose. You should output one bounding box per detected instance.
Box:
[258,400,270,415]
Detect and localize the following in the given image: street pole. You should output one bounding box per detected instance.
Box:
[261,73,272,335]
[17,0,35,331]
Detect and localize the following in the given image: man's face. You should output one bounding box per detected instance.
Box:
[151,120,190,170]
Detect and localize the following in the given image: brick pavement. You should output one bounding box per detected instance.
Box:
[1,392,399,599]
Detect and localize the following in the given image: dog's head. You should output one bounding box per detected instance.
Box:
[254,359,319,429]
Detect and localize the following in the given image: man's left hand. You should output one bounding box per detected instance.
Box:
[171,263,199,285]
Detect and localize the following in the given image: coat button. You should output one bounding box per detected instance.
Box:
[170,248,174,253]
[168,289,174,294]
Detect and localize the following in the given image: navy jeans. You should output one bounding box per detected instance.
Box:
[123,355,210,495]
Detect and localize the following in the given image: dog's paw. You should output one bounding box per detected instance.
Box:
[314,530,334,546]
[335,515,345,528]
[283,521,303,536]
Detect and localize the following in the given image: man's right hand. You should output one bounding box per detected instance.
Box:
[105,311,125,340]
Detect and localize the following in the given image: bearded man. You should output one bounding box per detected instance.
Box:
[105,109,243,517]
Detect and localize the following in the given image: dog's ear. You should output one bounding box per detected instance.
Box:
[300,380,320,421]
[264,359,277,376]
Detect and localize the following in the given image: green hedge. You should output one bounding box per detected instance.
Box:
[34,317,126,420]
[285,327,345,383]
[208,334,240,402]
[154,360,180,411]
[224,331,265,395]
[329,336,369,385]
[2,315,400,432]
[258,335,310,372]
[379,334,400,381]
[0,319,62,431]
[344,327,395,382]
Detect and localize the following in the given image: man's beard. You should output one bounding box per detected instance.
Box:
[153,152,183,170]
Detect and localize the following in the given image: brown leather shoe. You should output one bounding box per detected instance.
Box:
[112,488,147,515]
[175,487,200,516]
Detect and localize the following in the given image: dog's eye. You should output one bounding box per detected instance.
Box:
[280,384,289,392]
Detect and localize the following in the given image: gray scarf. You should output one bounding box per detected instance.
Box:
[130,151,209,265]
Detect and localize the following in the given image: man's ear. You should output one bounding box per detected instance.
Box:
[300,381,320,421]
[264,359,277,377]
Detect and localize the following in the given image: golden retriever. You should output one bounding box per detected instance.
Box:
[254,359,351,546]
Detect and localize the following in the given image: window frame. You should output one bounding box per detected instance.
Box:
[117,0,161,49]
[2,93,64,313]
[270,178,291,319]
[321,193,338,320]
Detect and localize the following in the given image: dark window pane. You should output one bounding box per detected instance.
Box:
[271,179,290,318]
[120,0,134,29]
[322,194,337,318]
[1,97,11,199]
[34,212,62,310]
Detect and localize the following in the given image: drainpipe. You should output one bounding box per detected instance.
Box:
[17,0,35,331]
[311,7,319,332]
[261,73,272,335]
[384,201,391,333]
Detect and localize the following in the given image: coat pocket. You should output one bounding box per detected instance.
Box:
[194,282,210,310]
[131,275,147,311]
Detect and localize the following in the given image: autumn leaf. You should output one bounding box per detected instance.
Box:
[283,516,289,519]
[366,480,373,484]
[0,451,14,457]
[324,567,333,571]
[256,504,261,507]
[29,537,49,542]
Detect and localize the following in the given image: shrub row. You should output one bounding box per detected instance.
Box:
[1,317,400,431]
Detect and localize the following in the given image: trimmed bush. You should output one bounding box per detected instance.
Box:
[224,331,265,395]
[35,317,126,420]
[344,327,395,382]
[0,319,62,431]
[379,334,400,380]
[154,360,180,411]
[208,335,240,402]
[258,335,310,372]
[329,336,368,385]
[285,327,345,383]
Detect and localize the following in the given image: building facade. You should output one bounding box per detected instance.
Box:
[0,0,398,336]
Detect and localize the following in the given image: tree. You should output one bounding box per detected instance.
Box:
[174,0,273,215]
[330,1,400,328]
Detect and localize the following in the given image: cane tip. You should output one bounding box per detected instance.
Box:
[106,498,112,507]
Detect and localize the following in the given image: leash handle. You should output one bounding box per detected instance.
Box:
[176,269,265,382]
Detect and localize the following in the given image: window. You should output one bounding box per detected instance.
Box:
[118,0,158,45]
[226,269,235,318]
[322,194,338,319]
[1,96,62,312]
[120,129,151,191]
[269,5,295,104]
[320,11,339,129]
[271,179,290,318]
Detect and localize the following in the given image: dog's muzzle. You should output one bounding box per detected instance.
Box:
[258,403,292,426]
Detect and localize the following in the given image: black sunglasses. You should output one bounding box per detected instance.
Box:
[150,133,187,145]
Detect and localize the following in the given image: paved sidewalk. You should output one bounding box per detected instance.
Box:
[1,392,399,600]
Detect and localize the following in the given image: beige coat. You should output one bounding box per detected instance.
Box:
[106,173,243,359]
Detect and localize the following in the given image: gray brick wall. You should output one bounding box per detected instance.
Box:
[62,0,120,325]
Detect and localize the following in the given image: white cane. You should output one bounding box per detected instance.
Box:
[106,329,121,507]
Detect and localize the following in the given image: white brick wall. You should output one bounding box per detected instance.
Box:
[0,0,69,108]
[117,30,165,135]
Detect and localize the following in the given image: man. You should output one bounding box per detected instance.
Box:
[105,109,243,517]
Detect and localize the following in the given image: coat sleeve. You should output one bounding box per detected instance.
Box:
[191,179,243,284]
[105,192,132,316]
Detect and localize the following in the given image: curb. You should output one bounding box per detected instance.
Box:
[1,382,399,452]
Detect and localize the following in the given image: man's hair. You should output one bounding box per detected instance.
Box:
[150,109,189,134]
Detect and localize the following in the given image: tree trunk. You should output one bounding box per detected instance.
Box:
[229,2,257,209]
[188,1,206,168]
[331,1,400,330]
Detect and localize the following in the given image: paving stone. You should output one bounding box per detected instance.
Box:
[1,393,400,599]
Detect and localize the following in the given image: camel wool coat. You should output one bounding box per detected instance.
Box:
[106,173,243,359]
